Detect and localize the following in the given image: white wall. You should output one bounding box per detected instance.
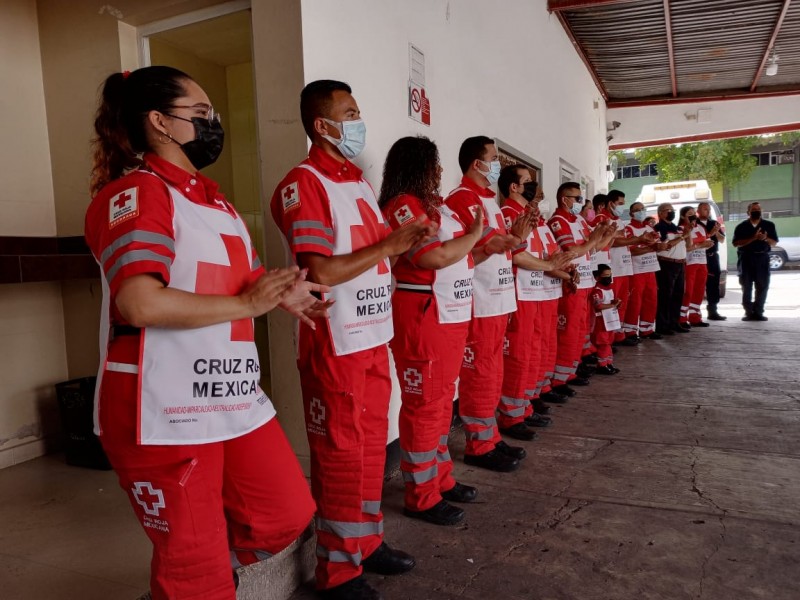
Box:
[299,0,609,440]
[608,95,800,149]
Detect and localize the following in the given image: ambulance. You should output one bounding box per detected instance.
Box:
[638,180,728,298]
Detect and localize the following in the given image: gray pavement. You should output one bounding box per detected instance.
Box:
[293,272,800,600]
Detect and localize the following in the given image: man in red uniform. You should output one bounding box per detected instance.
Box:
[547,183,612,397]
[497,165,572,440]
[445,136,530,472]
[271,80,432,600]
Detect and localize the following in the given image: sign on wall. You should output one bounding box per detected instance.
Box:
[408,44,430,126]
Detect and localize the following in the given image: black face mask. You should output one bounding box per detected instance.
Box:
[167,115,225,170]
[599,276,613,287]
[666,210,676,222]
[521,181,538,202]
[688,215,697,223]
[750,210,762,220]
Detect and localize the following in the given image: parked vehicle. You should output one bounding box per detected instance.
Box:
[769,235,800,270]
[638,180,728,297]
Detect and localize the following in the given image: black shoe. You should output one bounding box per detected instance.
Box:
[361,542,415,576]
[691,321,710,327]
[655,328,675,336]
[524,413,552,428]
[581,353,598,365]
[595,365,616,375]
[754,315,768,321]
[549,386,575,398]
[673,325,690,333]
[612,345,618,354]
[643,332,663,340]
[320,576,383,600]
[619,336,638,347]
[742,314,755,321]
[570,377,590,386]
[576,365,594,379]
[532,399,552,415]
[441,482,478,503]
[499,422,538,441]
[708,313,727,321]
[495,440,527,460]
[404,499,464,526]
[610,366,621,374]
[464,448,520,472]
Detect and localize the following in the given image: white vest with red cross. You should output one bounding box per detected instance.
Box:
[432,205,475,323]
[296,164,393,355]
[453,188,517,317]
[538,225,564,300]
[609,219,634,277]
[568,217,594,290]
[627,221,661,274]
[137,179,275,445]
[686,223,709,266]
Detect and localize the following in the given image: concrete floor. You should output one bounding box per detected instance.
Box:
[1,272,799,600]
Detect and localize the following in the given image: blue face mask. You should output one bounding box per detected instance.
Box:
[611,204,623,217]
[570,202,583,216]
[323,118,366,159]
[633,209,647,222]
[480,160,502,185]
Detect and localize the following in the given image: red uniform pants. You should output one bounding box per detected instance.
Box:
[533,298,560,397]
[624,272,658,338]
[390,291,468,512]
[591,327,614,367]
[612,275,631,342]
[459,313,507,456]
[582,302,596,357]
[298,326,391,590]
[553,288,591,385]
[499,301,541,429]
[681,264,708,324]
[99,344,314,600]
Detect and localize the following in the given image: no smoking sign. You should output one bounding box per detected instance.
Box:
[408,82,431,126]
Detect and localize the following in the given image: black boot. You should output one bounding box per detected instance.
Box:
[441,482,478,503]
[361,542,415,575]
[319,576,383,600]
[495,440,527,460]
[404,499,465,526]
[532,399,552,414]
[499,422,538,441]
[464,448,520,472]
[524,413,552,428]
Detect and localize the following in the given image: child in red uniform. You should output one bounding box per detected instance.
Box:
[591,264,622,375]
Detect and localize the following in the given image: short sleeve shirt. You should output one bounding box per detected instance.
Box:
[444,176,498,247]
[382,194,441,285]
[85,152,263,324]
[733,219,778,255]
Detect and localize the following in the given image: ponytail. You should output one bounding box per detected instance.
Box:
[90,66,191,196]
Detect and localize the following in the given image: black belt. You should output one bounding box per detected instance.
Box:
[706,251,717,257]
[111,325,141,338]
[395,282,433,294]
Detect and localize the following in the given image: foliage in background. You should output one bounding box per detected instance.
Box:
[619,132,800,189]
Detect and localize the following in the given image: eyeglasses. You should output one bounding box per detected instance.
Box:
[564,195,584,203]
[169,104,221,124]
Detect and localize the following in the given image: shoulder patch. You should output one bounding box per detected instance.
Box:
[551,220,562,232]
[109,187,139,229]
[281,182,300,213]
[393,204,416,226]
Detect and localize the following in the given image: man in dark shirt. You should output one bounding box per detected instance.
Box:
[653,203,691,334]
[732,202,778,321]
[696,202,726,320]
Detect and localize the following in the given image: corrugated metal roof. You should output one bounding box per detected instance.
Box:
[554,0,800,103]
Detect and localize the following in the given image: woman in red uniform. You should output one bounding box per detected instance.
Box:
[85,66,324,600]
[378,136,483,526]
[679,206,714,327]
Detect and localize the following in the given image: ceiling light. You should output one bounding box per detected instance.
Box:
[766,53,779,77]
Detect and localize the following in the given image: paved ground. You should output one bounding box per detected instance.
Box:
[293,271,800,600]
[1,273,798,600]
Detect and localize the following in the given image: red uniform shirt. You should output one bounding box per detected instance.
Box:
[270,145,389,260]
[85,152,261,325]
[444,176,498,247]
[501,200,538,259]
[382,194,442,285]
[548,207,590,250]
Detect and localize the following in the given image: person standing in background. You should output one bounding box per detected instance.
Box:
[733,202,778,321]
[696,202,726,321]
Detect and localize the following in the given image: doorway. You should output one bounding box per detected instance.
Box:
[140,7,273,393]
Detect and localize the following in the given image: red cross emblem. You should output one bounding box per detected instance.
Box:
[393,205,415,226]
[351,198,389,274]
[463,347,475,364]
[109,187,139,228]
[132,482,165,516]
[310,397,326,425]
[403,368,423,388]
[282,182,300,212]
[195,234,254,341]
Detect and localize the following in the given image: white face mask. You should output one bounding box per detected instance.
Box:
[322,118,366,159]
[479,160,502,185]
